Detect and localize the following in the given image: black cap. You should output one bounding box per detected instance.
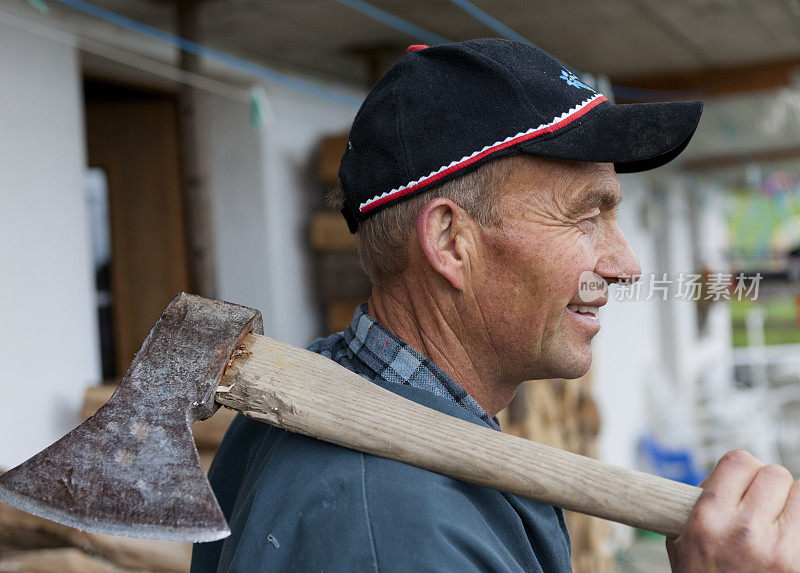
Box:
[338,38,703,233]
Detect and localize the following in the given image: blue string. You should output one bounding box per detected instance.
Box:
[26,0,49,15]
[445,0,532,45]
[49,0,362,110]
[334,0,449,45]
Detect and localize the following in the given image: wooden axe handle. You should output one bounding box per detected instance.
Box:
[215,333,700,537]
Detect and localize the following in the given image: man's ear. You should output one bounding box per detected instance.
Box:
[415,198,475,291]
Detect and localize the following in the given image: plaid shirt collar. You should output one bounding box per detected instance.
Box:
[343,303,500,431]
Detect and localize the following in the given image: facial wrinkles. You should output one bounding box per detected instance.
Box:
[471,226,528,374]
[551,169,622,270]
[502,163,619,240]
[516,164,613,363]
[463,158,620,380]
[562,171,619,220]
[501,190,590,266]
[476,216,555,378]
[492,162,596,264]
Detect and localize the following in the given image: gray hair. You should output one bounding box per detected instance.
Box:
[327,155,523,285]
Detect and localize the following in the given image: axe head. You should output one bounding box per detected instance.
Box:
[0,293,262,542]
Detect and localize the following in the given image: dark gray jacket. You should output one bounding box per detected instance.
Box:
[190,380,572,572]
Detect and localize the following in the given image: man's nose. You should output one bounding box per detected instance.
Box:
[595,224,641,285]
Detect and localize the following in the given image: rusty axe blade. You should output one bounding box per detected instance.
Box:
[0,293,262,541]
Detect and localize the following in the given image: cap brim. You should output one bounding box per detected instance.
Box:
[516,100,703,173]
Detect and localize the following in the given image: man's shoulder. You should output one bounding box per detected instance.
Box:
[222,411,481,508]
[210,413,570,572]
[192,331,571,572]
[213,380,485,498]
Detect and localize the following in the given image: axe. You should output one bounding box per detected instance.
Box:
[0,293,701,542]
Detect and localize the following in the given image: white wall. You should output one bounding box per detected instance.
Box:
[0,23,100,469]
[0,6,361,468]
[591,172,734,551]
[593,173,733,472]
[204,94,274,331]
[592,174,661,470]
[205,83,359,347]
[261,83,358,346]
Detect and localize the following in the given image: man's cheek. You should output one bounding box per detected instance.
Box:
[557,250,596,292]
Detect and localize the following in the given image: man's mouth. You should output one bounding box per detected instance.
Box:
[566,304,598,317]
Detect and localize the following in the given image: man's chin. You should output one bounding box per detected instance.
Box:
[559,362,591,380]
[550,348,593,379]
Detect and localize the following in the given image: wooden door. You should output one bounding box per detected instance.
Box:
[85,81,190,376]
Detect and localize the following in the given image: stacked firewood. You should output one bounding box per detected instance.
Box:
[0,490,192,572]
[311,135,370,334]
[498,378,615,573]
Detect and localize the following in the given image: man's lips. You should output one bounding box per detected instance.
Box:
[566,297,608,316]
[566,303,600,317]
[566,303,602,333]
[565,298,606,336]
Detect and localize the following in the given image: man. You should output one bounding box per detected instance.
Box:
[192,39,800,571]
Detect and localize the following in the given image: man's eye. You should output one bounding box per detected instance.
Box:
[577,215,600,231]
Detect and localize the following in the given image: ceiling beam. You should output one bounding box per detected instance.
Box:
[685,145,800,172]
[613,57,800,101]
[348,45,405,87]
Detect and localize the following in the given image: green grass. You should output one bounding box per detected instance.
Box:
[731,297,800,347]
[732,326,800,347]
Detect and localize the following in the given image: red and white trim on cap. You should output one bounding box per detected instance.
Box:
[359,92,608,215]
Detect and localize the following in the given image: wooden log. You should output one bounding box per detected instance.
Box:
[309,210,355,251]
[315,252,371,301]
[79,385,114,420]
[191,407,237,449]
[316,134,349,187]
[325,297,366,334]
[0,497,191,572]
[500,374,616,573]
[198,450,216,473]
[0,548,123,573]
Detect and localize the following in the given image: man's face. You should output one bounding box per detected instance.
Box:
[473,156,640,382]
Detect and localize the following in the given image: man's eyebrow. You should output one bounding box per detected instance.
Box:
[567,188,621,215]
